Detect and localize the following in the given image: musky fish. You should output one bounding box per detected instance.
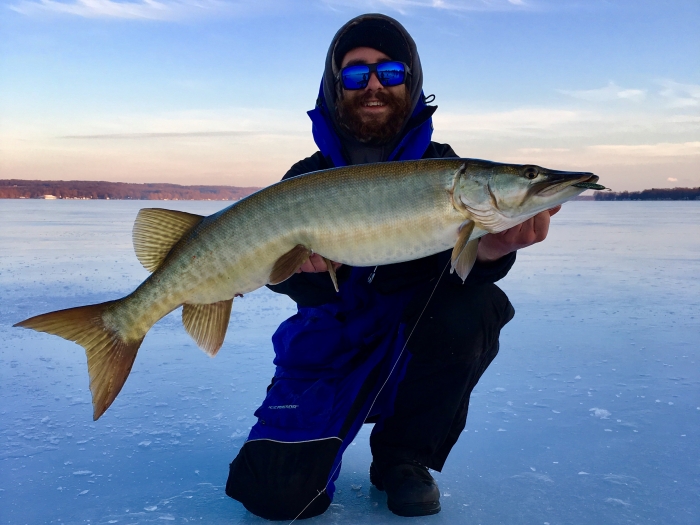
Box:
[15,159,599,420]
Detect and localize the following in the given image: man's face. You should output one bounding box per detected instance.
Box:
[337,46,411,144]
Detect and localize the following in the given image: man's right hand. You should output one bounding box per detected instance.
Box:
[477,205,561,263]
[296,253,343,273]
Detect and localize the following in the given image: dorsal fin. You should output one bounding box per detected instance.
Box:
[182,299,233,356]
[132,208,205,272]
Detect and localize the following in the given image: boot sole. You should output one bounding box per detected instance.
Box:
[387,499,441,517]
[370,462,441,516]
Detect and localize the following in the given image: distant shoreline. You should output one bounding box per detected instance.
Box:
[1,179,698,201]
[594,187,700,201]
[0,179,260,201]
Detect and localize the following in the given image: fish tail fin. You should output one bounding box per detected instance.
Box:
[14,300,144,421]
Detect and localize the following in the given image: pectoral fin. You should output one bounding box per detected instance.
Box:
[269,244,312,285]
[451,221,479,282]
[182,299,233,357]
[323,256,339,292]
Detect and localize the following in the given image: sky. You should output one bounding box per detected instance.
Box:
[0,0,698,191]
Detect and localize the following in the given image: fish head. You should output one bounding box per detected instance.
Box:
[454,160,599,233]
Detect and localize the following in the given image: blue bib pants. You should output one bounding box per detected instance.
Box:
[226,265,515,520]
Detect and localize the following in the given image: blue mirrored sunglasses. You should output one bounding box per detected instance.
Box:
[337,61,410,90]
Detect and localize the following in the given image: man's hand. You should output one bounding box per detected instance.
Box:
[476,205,562,263]
[296,253,343,273]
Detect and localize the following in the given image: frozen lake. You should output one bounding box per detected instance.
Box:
[1,200,698,524]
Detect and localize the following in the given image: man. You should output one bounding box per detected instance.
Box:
[226,13,559,520]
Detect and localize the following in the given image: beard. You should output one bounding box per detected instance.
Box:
[336,88,412,145]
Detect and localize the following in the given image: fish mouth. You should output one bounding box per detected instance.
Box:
[534,171,599,198]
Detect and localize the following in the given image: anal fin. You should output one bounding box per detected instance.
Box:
[451,221,479,282]
[269,245,312,285]
[182,299,233,356]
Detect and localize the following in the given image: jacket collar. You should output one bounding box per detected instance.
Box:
[307,83,435,168]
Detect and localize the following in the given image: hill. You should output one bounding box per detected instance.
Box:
[0,180,260,200]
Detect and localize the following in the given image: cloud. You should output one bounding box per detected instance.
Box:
[320,0,531,15]
[0,106,316,186]
[9,0,270,20]
[433,100,700,142]
[658,80,700,108]
[667,177,678,181]
[13,0,534,19]
[11,0,210,20]
[667,114,700,125]
[60,131,291,139]
[559,82,646,103]
[434,108,585,135]
[588,141,700,159]
[559,80,700,109]
[507,142,700,168]
[517,147,570,154]
[47,107,310,138]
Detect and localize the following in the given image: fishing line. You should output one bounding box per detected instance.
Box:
[287,258,452,525]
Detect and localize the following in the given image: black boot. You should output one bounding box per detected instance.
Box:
[370,461,441,517]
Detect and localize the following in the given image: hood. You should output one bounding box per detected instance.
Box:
[319,13,427,165]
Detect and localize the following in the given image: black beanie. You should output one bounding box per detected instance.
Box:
[333,17,412,66]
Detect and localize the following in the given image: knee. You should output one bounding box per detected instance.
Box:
[459,283,515,332]
[405,283,514,361]
[226,438,339,520]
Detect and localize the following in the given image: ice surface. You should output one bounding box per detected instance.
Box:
[1,200,699,524]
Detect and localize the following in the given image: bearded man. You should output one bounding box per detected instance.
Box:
[226,13,559,520]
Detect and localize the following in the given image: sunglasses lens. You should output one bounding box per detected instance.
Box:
[339,62,407,90]
[376,62,406,87]
[341,65,371,90]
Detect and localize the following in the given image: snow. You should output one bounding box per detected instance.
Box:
[1,200,699,524]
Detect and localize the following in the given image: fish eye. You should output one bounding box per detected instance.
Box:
[523,167,538,180]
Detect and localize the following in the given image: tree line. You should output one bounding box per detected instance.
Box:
[594,187,700,201]
[4,179,698,202]
[0,180,260,201]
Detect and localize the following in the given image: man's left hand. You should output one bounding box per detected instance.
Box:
[476,205,562,263]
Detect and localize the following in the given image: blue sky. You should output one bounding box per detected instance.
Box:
[1,0,698,190]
